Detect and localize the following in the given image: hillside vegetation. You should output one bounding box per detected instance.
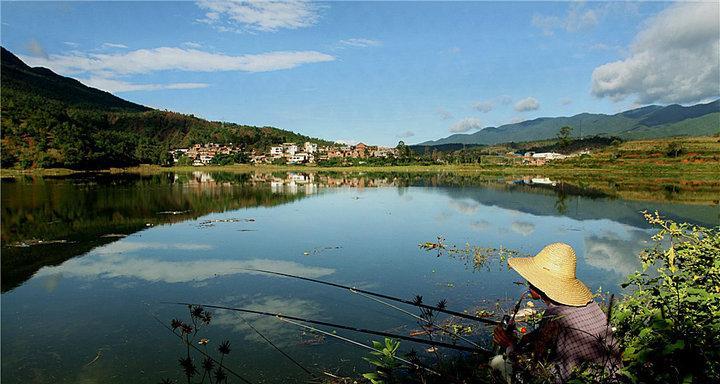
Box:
[421,100,719,146]
[0,47,333,169]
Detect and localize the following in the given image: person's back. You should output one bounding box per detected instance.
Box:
[493,243,622,382]
[542,301,620,380]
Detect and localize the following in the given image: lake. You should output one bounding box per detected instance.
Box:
[2,171,718,383]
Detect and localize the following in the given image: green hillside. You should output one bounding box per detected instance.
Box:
[0,47,334,169]
[420,100,720,146]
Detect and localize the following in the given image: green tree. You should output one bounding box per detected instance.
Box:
[557,126,573,147]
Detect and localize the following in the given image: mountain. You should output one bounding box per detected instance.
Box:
[419,100,720,146]
[0,47,333,169]
[1,47,149,112]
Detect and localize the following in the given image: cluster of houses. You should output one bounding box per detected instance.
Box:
[171,143,243,166]
[171,141,398,166]
[251,142,397,165]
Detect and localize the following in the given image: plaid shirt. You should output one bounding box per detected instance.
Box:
[516,301,622,382]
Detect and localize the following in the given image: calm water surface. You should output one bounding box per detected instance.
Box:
[2,172,718,383]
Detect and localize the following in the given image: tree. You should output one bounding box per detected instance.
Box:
[557,126,573,147]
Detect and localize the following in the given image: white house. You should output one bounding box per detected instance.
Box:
[270,146,283,157]
[283,143,298,156]
[304,142,318,154]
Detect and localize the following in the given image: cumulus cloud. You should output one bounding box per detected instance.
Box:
[591,2,720,104]
[214,296,323,346]
[396,130,415,138]
[338,38,382,48]
[532,2,636,36]
[20,47,335,75]
[449,117,483,133]
[26,39,48,59]
[196,0,320,32]
[514,97,540,112]
[584,230,646,276]
[36,254,335,284]
[473,100,494,113]
[450,200,480,215]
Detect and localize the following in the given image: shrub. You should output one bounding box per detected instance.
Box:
[612,212,720,383]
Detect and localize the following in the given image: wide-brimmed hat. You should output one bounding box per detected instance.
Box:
[508,243,593,306]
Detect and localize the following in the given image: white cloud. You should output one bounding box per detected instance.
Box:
[473,100,494,113]
[510,116,525,124]
[213,296,323,346]
[584,230,646,276]
[532,2,637,36]
[36,254,335,284]
[450,117,483,133]
[79,77,210,93]
[511,221,535,236]
[514,97,540,112]
[591,2,720,104]
[338,38,382,48]
[196,0,320,32]
[20,47,335,75]
[182,41,203,49]
[396,130,415,138]
[560,98,573,106]
[450,200,480,215]
[101,42,128,49]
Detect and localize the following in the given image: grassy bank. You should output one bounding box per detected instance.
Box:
[3,136,718,179]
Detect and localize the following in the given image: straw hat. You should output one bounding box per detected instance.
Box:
[508,243,593,307]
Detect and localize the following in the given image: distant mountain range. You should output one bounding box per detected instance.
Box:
[0,47,333,169]
[419,100,719,146]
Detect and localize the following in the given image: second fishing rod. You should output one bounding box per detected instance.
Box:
[238,268,501,326]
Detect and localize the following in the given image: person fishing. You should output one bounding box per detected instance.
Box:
[493,243,621,382]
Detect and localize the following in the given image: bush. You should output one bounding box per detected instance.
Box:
[612,212,720,383]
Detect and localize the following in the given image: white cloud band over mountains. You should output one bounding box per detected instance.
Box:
[591,2,720,104]
[20,47,335,93]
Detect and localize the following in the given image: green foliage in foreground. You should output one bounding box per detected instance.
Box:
[612,212,720,383]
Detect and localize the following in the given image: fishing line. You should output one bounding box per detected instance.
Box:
[237,268,500,325]
[164,301,485,353]
[275,316,441,376]
[350,288,483,349]
[234,313,319,380]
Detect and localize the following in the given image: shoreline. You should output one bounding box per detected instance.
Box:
[2,161,718,178]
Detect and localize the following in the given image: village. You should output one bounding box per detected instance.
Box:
[170,141,398,166]
[170,140,593,167]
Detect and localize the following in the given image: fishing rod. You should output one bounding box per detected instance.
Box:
[351,288,483,349]
[275,316,441,376]
[237,268,500,325]
[166,301,488,354]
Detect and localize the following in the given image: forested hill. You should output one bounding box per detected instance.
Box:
[420,100,720,146]
[0,47,334,169]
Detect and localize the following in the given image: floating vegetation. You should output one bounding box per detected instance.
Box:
[8,239,74,247]
[419,236,525,271]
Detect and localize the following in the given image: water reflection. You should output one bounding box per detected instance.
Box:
[1,171,718,383]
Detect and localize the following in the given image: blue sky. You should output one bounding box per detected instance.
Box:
[2,1,718,146]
